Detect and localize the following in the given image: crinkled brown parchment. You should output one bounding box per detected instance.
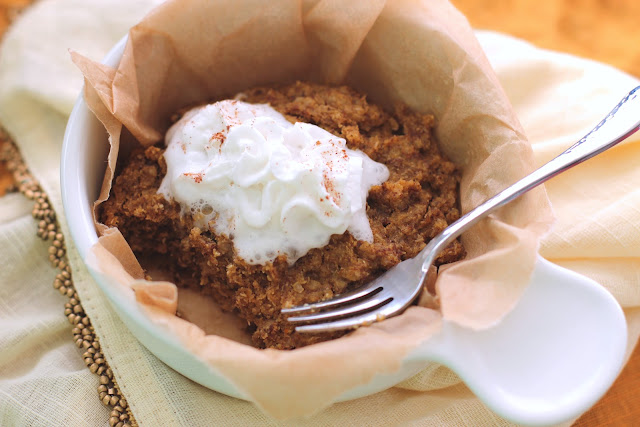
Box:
[71,0,553,419]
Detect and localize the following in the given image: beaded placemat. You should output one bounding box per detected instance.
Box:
[0,136,137,427]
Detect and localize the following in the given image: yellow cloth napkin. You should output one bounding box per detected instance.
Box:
[0,1,639,426]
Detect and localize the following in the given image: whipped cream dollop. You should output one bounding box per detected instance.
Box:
[159,100,389,264]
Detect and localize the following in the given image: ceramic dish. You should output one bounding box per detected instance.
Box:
[61,36,627,426]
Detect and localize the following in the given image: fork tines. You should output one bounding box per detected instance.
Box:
[281,284,395,332]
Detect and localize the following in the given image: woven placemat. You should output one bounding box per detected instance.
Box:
[0,136,136,427]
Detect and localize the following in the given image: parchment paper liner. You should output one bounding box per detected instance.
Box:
[72,0,553,419]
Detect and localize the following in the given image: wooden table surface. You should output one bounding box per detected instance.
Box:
[0,0,28,197]
[0,0,638,425]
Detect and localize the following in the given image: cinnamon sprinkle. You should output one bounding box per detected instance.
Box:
[183,172,203,183]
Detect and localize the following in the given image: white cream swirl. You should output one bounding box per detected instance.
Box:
[158,100,389,264]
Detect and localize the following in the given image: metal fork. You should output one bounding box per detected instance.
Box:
[282,85,640,333]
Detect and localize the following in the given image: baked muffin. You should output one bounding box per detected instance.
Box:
[99,82,465,349]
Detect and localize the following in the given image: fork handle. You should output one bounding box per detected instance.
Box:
[422,85,640,271]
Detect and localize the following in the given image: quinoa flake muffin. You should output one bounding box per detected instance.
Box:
[99,82,465,350]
